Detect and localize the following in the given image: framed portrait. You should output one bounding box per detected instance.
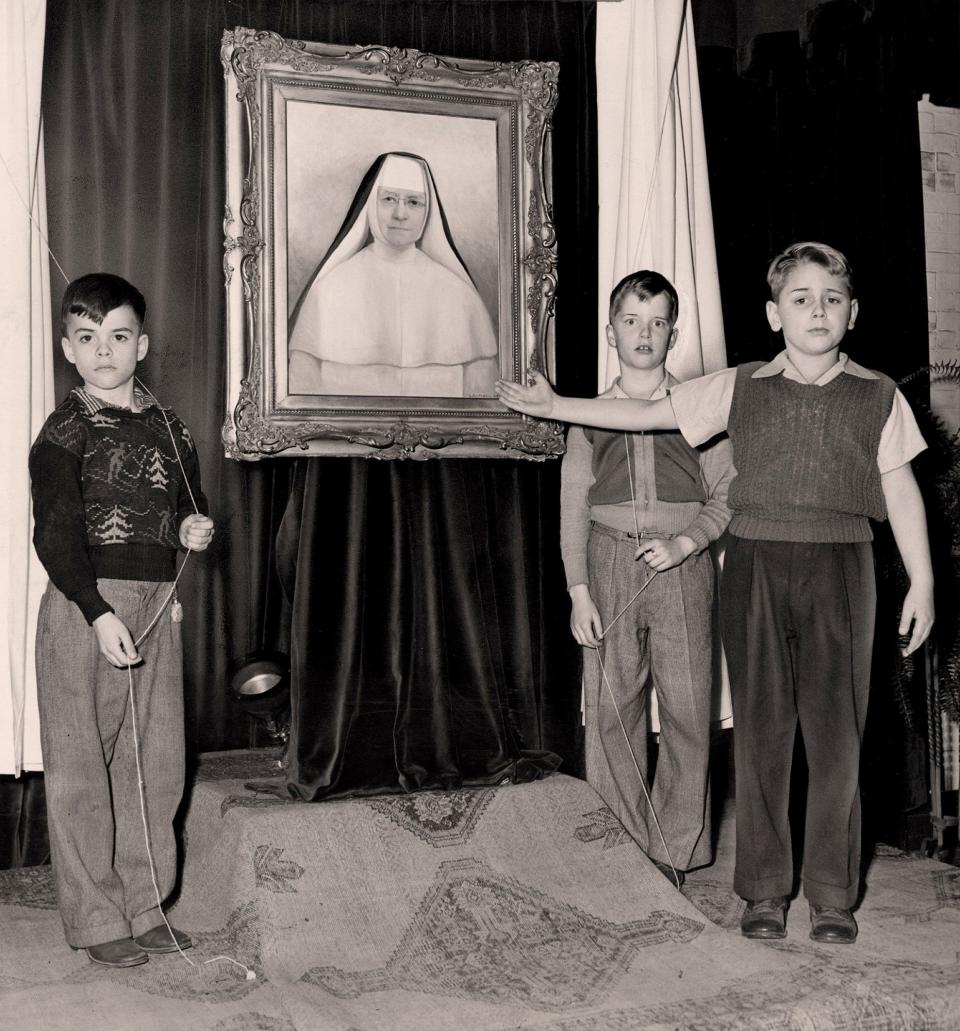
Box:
[221,28,564,460]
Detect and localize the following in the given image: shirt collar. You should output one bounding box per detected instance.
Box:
[71,385,157,414]
[608,371,674,399]
[752,350,877,386]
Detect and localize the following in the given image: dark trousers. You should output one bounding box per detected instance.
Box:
[720,538,875,909]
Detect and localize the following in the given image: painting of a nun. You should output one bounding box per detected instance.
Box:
[287,152,499,398]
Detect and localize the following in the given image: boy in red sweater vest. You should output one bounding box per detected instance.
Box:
[561,270,733,885]
[498,243,934,944]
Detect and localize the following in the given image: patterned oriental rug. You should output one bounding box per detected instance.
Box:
[1,750,958,1031]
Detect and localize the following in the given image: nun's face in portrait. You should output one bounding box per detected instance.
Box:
[376,187,428,247]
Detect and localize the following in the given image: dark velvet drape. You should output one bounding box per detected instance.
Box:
[30,1,594,813]
[269,5,597,799]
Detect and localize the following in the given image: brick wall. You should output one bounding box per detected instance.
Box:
[920,97,960,433]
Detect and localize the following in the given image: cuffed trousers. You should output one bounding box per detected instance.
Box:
[35,580,185,948]
[721,538,875,909]
[583,524,715,871]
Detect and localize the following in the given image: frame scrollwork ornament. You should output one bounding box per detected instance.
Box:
[222,29,562,460]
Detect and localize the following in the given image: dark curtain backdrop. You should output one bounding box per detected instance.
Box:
[34,0,596,808]
[4,0,955,862]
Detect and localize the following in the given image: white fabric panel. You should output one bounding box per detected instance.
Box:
[0,0,53,774]
[596,0,726,388]
[596,0,731,728]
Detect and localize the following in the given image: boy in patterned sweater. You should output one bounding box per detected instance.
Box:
[30,273,214,968]
[498,243,934,944]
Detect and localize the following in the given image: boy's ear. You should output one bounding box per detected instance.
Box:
[61,337,77,366]
[667,326,678,351]
[137,333,150,361]
[847,298,859,330]
[765,300,782,333]
[605,324,617,349]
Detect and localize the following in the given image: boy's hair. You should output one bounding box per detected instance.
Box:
[60,273,146,336]
[609,270,679,324]
[766,242,854,300]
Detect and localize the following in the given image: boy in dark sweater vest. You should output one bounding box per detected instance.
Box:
[498,242,934,944]
[561,271,733,884]
[29,274,215,968]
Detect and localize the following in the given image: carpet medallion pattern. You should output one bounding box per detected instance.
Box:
[368,788,496,847]
[2,751,959,1030]
[574,806,633,850]
[301,857,703,1008]
[254,845,305,892]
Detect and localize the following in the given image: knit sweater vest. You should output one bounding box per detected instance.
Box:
[584,427,706,505]
[727,362,895,542]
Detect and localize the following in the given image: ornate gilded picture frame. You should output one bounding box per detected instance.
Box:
[221,28,563,460]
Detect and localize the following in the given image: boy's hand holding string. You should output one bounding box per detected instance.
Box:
[92,513,215,668]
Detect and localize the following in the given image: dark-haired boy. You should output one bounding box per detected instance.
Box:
[562,270,732,883]
[30,273,215,967]
[498,243,934,943]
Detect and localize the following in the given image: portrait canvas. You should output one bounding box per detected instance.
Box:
[282,104,500,399]
[222,29,562,459]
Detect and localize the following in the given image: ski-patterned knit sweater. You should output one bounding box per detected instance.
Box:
[29,387,208,624]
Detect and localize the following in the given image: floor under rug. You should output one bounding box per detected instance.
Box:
[1,749,958,1031]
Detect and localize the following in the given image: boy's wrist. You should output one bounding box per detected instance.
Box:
[675,535,697,558]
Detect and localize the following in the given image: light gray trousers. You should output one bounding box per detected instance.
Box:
[583,524,715,871]
[36,580,184,948]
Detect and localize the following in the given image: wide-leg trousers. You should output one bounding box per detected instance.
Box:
[720,538,875,909]
[583,524,715,870]
[35,580,185,948]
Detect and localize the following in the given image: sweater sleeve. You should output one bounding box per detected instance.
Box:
[172,420,209,527]
[680,434,735,553]
[29,434,113,625]
[559,426,595,589]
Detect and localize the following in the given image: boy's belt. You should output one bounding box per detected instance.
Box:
[589,520,677,541]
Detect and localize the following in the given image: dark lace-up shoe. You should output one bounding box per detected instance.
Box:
[134,924,192,954]
[86,937,149,967]
[809,905,858,944]
[740,896,789,939]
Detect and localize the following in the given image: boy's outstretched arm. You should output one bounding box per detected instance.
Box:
[881,463,935,656]
[496,371,678,431]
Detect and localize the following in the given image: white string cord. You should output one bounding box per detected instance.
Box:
[0,135,71,286]
[122,385,254,980]
[588,433,682,889]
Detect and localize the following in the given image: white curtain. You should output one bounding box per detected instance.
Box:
[597,0,726,388]
[596,0,731,727]
[0,0,53,775]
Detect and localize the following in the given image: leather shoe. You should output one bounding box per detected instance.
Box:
[86,938,149,967]
[809,905,858,944]
[134,924,193,954]
[740,896,788,939]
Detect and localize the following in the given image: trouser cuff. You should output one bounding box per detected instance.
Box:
[734,870,793,902]
[130,906,165,939]
[65,916,132,950]
[803,875,858,909]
